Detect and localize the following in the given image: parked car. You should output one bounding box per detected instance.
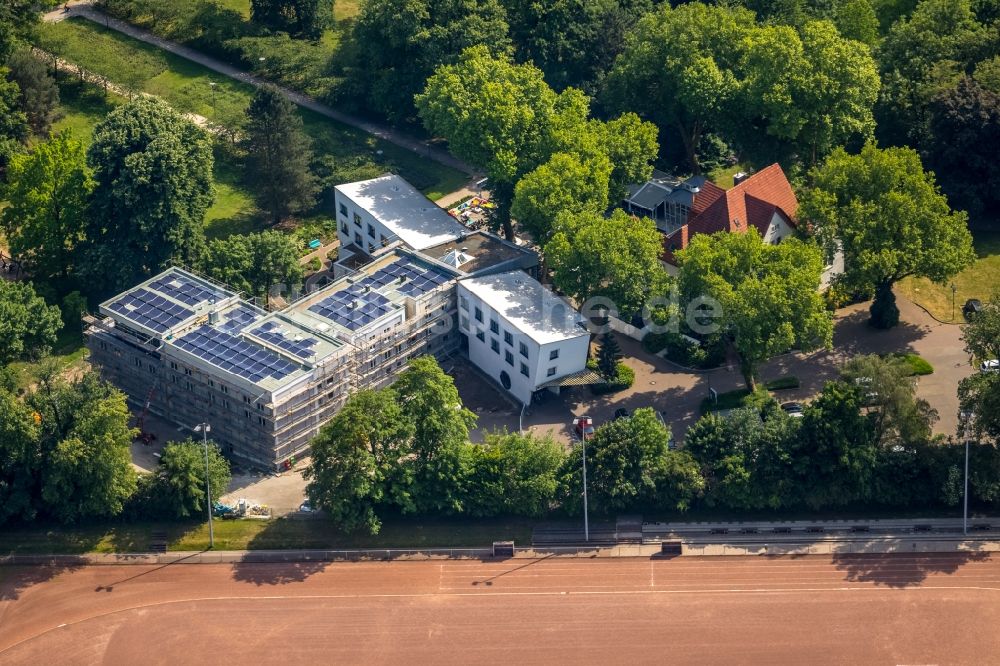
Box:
[574,418,595,438]
[780,401,804,417]
[963,299,983,321]
[981,360,1000,374]
[298,501,312,513]
[612,408,630,421]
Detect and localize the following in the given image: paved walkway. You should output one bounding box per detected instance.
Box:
[514,293,972,444]
[42,1,473,176]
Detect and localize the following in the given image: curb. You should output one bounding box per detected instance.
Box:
[4,538,999,566]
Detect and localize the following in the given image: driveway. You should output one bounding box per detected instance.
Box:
[520,293,973,444]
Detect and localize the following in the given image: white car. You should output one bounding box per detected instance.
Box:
[981,360,1000,374]
[298,501,312,513]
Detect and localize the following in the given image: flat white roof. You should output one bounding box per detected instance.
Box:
[459,271,589,345]
[336,174,466,250]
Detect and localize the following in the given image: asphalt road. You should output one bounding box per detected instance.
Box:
[2,554,999,664]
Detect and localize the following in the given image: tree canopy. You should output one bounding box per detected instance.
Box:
[81,97,213,298]
[676,228,833,390]
[0,279,63,366]
[152,439,232,519]
[200,230,304,300]
[546,209,670,319]
[1,132,92,286]
[350,0,511,123]
[959,295,1000,443]
[243,86,319,224]
[6,49,60,136]
[250,0,333,39]
[799,143,975,328]
[841,354,938,446]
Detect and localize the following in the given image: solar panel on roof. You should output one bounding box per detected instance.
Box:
[173,326,299,383]
[108,288,195,333]
[149,273,226,307]
[250,321,318,359]
[220,304,262,333]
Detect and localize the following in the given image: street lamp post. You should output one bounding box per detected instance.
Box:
[951,283,957,322]
[574,416,591,542]
[195,423,215,549]
[964,436,970,536]
[209,81,217,119]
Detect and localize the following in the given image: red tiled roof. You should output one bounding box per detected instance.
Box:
[666,164,798,261]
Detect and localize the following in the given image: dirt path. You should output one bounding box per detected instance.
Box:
[42,1,473,177]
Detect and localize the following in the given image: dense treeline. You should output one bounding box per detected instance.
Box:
[306,355,1000,535]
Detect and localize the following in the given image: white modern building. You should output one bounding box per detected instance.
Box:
[334,173,468,256]
[457,272,591,405]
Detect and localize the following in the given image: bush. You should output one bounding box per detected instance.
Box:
[894,353,934,376]
[700,387,772,414]
[764,376,800,391]
[642,330,724,369]
[305,257,322,272]
[590,360,635,395]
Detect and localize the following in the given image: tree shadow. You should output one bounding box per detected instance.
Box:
[832,547,993,588]
[0,561,84,601]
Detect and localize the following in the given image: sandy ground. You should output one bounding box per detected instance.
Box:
[2,554,999,664]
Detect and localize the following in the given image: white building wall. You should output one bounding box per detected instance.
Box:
[458,290,538,404]
[534,336,589,388]
[762,212,795,245]
[335,192,393,255]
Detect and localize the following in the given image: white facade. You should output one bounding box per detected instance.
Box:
[334,174,466,255]
[457,272,590,405]
[761,211,795,245]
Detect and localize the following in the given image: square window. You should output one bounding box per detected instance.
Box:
[460,316,469,330]
[520,362,530,377]
[339,202,348,216]
[353,212,362,227]
[504,331,513,346]
[367,224,376,239]
[354,233,362,245]
[476,329,485,342]
[490,338,500,353]
[549,349,559,360]
[474,306,483,323]
[519,341,529,358]
[547,366,557,377]
[505,350,514,366]
[459,295,468,311]
[490,319,499,334]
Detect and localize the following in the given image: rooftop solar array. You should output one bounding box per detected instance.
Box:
[251,321,318,359]
[308,288,394,331]
[148,273,228,307]
[363,261,450,298]
[108,288,194,333]
[174,325,299,384]
[219,304,262,334]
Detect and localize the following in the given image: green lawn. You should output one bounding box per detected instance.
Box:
[6,329,88,391]
[35,16,465,201]
[898,230,1000,322]
[0,515,536,554]
[707,163,752,189]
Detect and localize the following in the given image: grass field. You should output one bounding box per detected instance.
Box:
[898,230,1000,322]
[6,329,89,391]
[35,16,465,201]
[0,515,536,554]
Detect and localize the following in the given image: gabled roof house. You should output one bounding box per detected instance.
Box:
[661,163,799,264]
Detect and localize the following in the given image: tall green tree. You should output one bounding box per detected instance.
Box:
[463,430,565,518]
[82,97,213,297]
[1,132,92,284]
[250,0,333,39]
[958,295,1000,443]
[799,143,975,329]
[791,380,878,508]
[562,408,703,513]
[684,406,798,510]
[926,77,1000,224]
[153,439,232,519]
[511,151,611,242]
[0,68,28,172]
[29,368,137,523]
[604,3,752,173]
[875,0,987,146]
[0,385,41,524]
[417,46,560,240]
[201,230,304,299]
[841,354,938,446]
[504,0,653,92]
[545,209,670,319]
[305,389,413,534]
[244,86,319,224]
[676,229,833,390]
[596,332,622,380]
[0,0,38,62]
[0,280,62,366]
[392,356,477,515]
[351,0,511,123]
[6,49,60,136]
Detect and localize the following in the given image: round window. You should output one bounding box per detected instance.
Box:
[499,370,511,390]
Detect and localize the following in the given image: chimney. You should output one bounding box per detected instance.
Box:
[733,172,749,186]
